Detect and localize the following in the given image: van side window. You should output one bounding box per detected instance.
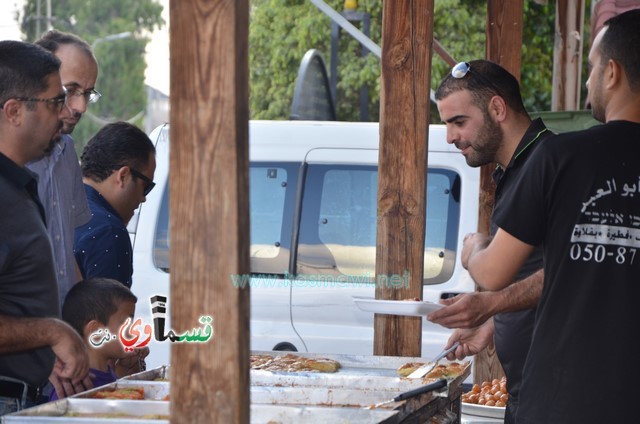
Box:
[152,163,297,274]
[297,165,460,284]
[249,164,297,274]
[152,162,459,284]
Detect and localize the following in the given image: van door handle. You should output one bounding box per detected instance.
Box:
[440,292,463,300]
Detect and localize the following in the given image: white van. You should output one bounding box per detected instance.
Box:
[130,121,480,369]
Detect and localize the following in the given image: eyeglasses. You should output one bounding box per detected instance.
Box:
[450,61,504,98]
[130,168,155,196]
[0,93,67,111]
[64,86,102,104]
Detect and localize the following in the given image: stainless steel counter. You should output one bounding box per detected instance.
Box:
[4,351,471,423]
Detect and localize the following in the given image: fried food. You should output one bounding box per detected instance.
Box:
[397,361,467,379]
[91,387,145,400]
[250,353,340,373]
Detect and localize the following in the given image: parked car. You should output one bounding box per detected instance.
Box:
[129,120,480,369]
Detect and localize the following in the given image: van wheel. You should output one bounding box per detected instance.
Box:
[272,342,298,352]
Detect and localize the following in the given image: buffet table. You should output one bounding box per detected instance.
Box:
[4,351,472,423]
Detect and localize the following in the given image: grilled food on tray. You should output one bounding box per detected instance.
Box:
[250,353,341,373]
[397,361,467,379]
[91,387,145,400]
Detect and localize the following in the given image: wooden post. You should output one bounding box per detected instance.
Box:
[475,0,524,384]
[169,1,250,423]
[374,0,434,357]
[552,0,585,111]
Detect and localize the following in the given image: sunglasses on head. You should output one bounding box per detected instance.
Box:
[450,61,504,98]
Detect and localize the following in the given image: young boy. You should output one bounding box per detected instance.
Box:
[49,278,142,400]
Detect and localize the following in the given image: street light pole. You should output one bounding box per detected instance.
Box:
[92,31,133,49]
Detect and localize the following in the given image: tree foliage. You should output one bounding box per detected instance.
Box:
[19,0,164,152]
[250,0,587,122]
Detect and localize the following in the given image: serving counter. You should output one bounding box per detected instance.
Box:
[4,351,471,423]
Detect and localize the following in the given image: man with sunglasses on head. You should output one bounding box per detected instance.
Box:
[74,121,156,289]
[460,9,640,423]
[427,59,552,423]
[0,40,89,415]
[27,31,100,308]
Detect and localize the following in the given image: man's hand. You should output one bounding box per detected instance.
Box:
[47,320,92,398]
[49,320,90,382]
[427,292,496,329]
[443,319,494,361]
[49,367,94,399]
[461,232,492,269]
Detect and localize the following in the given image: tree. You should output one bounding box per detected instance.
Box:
[19,0,165,153]
[250,0,588,122]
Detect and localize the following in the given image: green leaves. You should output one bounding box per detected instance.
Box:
[249,0,573,122]
[19,0,165,154]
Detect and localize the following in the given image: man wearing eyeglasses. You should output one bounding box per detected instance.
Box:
[74,121,156,289]
[459,10,640,423]
[0,40,89,415]
[427,60,552,423]
[27,31,100,308]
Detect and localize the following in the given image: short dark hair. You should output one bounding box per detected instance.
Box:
[435,59,528,116]
[62,278,138,337]
[0,40,60,109]
[600,9,640,91]
[81,121,156,182]
[36,29,94,60]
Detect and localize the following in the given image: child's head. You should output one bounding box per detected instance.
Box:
[63,278,138,360]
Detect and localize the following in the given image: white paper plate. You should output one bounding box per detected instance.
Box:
[352,296,443,316]
[461,402,506,419]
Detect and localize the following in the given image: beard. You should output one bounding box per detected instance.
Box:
[589,87,606,123]
[462,113,503,168]
[44,121,64,154]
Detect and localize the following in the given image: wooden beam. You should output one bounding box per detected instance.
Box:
[374,0,434,357]
[475,0,525,384]
[486,0,524,79]
[552,0,585,111]
[433,39,457,67]
[169,1,250,423]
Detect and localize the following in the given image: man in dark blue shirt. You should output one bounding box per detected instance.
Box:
[74,122,156,288]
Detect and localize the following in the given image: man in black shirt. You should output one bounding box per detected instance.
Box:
[428,60,551,422]
[462,10,640,423]
[0,41,89,415]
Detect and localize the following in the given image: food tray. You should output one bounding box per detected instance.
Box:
[250,350,470,392]
[461,402,506,419]
[3,399,169,423]
[251,404,398,424]
[122,366,169,381]
[4,400,398,424]
[73,381,169,401]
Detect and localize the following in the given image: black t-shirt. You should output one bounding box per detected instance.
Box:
[490,118,550,422]
[495,121,640,423]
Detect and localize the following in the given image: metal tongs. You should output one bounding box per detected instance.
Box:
[365,378,448,409]
[407,341,460,379]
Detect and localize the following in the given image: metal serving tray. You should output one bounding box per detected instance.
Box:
[250,404,398,424]
[4,400,397,424]
[122,366,169,382]
[3,399,169,423]
[72,381,169,401]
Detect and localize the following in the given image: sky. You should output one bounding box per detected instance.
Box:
[0,0,170,95]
